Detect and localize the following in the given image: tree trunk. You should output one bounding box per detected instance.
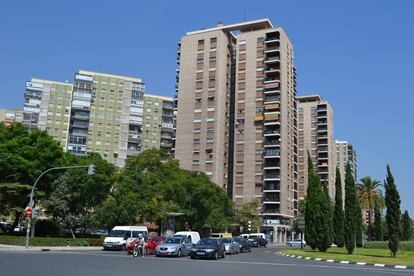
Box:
[368,201,372,241]
[70,228,76,239]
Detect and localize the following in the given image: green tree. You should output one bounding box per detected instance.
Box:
[384,165,401,257]
[333,167,345,247]
[236,199,261,233]
[355,203,363,247]
[373,207,383,241]
[317,180,334,252]
[357,176,384,241]
[344,163,357,254]
[305,153,319,250]
[44,153,116,237]
[0,123,69,230]
[401,210,413,241]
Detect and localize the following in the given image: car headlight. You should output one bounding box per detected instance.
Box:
[205,249,215,252]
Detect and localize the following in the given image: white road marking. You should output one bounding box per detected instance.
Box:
[356,262,367,265]
[314,258,322,261]
[305,257,311,260]
[375,264,386,267]
[394,266,407,269]
[326,259,334,262]
[340,261,350,264]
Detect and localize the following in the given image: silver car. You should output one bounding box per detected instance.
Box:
[222,238,240,255]
[155,237,193,257]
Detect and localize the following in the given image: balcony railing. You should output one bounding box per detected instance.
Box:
[264,149,280,157]
[264,96,280,102]
[263,173,280,179]
[264,183,280,191]
[264,129,280,135]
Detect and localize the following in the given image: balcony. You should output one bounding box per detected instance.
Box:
[264,45,280,53]
[263,172,280,180]
[263,182,280,191]
[318,146,328,152]
[263,88,280,95]
[264,113,279,121]
[262,195,280,204]
[161,142,173,148]
[263,96,280,103]
[263,129,280,136]
[263,160,280,169]
[71,121,89,128]
[263,149,280,158]
[163,103,174,110]
[263,139,280,148]
[128,134,141,142]
[127,148,140,156]
[264,56,280,64]
[265,34,280,43]
[318,162,329,167]
[317,125,328,132]
[264,82,279,90]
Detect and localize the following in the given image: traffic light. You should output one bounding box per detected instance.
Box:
[88,164,95,175]
[248,221,252,232]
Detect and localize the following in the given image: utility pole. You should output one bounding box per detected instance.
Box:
[25,164,95,248]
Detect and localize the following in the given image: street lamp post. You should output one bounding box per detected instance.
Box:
[24,164,95,248]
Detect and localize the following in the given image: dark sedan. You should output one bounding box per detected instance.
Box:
[235,238,251,253]
[249,236,268,247]
[190,238,225,260]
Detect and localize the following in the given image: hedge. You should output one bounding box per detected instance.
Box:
[364,241,414,251]
[0,235,103,247]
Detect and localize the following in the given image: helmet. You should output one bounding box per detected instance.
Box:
[139,234,143,238]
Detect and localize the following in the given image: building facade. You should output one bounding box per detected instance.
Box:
[23,78,73,148]
[67,70,145,167]
[336,140,357,202]
[141,94,174,153]
[0,108,23,126]
[175,19,297,241]
[297,95,336,200]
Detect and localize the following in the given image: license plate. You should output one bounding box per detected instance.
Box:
[197,252,205,255]
[106,245,113,247]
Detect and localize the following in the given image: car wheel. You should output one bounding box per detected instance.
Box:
[222,251,225,258]
[214,251,218,260]
[156,253,160,257]
[248,247,251,252]
[177,249,182,258]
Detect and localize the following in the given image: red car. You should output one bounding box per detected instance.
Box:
[127,236,164,255]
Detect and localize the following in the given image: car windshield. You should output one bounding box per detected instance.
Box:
[108,230,128,238]
[222,238,232,243]
[198,239,218,246]
[164,238,181,244]
[144,237,151,242]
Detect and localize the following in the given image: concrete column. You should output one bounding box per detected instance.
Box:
[274,226,278,244]
[284,229,287,243]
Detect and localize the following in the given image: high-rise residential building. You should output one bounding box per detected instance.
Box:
[336,140,357,200]
[175,19,297,241]
[67,70,145,166]
[23,78,73,147]
[141,94,174,153]
[0,108,23,126]
[297,95,336,200]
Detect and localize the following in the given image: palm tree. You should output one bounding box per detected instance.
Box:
[357,176,385,241]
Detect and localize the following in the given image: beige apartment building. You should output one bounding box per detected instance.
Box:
[336,140,357,201]
[0,108,23,126]
[175,19,298,241]
[297,95,336,200]
[23,78,73,148]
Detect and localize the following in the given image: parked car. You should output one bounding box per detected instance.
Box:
[190,238,225,260]
[103,226,148,250]
[249,236,268,247]
[287,239,307,247]
[174,231,201,245]
[127,236,164,255]
[222,238,240,255]
[155,237,193,257]
[236,238,251,253]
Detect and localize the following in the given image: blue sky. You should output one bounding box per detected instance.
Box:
[1,1,413,214]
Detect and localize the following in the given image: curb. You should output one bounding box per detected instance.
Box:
[279,252,413,270]
[0,246,103,252]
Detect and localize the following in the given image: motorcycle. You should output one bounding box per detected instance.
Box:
[132,239,145,257]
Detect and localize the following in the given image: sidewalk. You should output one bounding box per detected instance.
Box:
[0,244,103,252]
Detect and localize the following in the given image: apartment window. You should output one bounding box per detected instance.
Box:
[210,37,217,43]
[209,56,216,62]
[208,96,215,102]
[195,98,202,103]
[198,39,204,45]
[193,139,200,144]
[206,138,214,144]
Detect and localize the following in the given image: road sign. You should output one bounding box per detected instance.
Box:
[24,207,32,217]
[297,215,305,230]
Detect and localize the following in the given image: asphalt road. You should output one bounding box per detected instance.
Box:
[1,247,412,276]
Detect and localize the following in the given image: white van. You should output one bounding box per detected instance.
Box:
[239,233,266,240]
[103,226,148,250]
[174,231,201,245]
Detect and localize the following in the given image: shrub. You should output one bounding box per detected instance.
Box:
[0,235,103,247]
[365,241,414,251]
